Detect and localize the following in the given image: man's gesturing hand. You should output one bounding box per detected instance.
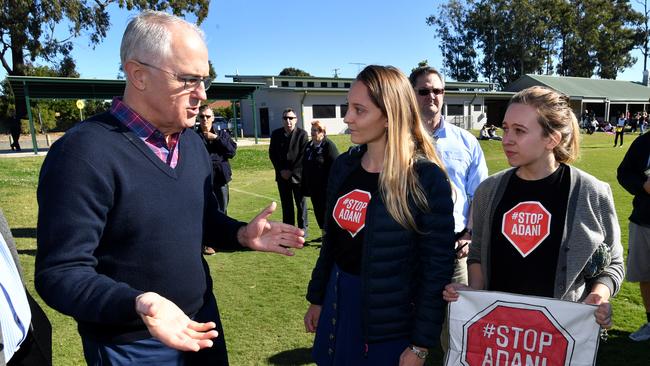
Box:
[136,292,219,352]
[238,202,305,256]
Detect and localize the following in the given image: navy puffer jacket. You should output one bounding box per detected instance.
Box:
[306,145,455,348]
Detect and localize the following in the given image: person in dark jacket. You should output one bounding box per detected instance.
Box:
[197,105,237,255]
[617,130,650,341]
[269,108,309,234]
[197,105,236,214]
[303,65,455,366]
[302,120,339,238]
[8,111,21,152]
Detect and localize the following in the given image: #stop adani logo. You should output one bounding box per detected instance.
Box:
[462,302,575,366]
[332,189,371,237]
[502,201,551,257]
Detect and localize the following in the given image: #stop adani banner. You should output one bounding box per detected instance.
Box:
[445,290,601,366]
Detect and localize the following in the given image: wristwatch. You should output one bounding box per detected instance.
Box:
[409,345,428,359]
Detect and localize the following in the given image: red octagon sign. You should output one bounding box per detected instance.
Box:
[501,201,551,257]
[332,189,371,237]
[462,302,574,366]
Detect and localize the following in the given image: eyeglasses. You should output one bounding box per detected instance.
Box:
[283,116,297,120]
[197,114,214,120]
[136,60,212,91]
[417,87,445,96]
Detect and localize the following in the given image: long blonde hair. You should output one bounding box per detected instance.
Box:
[356,65,447,231]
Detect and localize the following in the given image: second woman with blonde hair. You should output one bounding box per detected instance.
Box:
[444,86,624,335]
[304,65,455,366]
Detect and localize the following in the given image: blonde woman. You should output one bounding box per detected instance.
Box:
[444,86,624,332]
[304,65,455,366]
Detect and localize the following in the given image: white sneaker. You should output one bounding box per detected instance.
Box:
[629,322,650,341]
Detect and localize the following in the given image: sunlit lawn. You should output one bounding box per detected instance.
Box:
[0,131,647,365]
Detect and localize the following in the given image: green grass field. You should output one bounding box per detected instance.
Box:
[1,132,648,365]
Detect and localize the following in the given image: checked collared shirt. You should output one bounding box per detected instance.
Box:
[110,97,180,168]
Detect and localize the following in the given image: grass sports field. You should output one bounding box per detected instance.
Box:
[0,131,648,365]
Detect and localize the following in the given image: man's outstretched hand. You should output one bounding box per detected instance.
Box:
[136,292,219,352]
[238,202,305,256]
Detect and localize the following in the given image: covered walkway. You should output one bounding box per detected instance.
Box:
[7,76,263,154]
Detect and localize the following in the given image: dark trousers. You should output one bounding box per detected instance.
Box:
[277,179,307,231]
[9,292,52,366]
[82,293,228,366]
[10,130,21,151]
[310,189,327,230]
[213,184,229,214]
[614,131,624,146]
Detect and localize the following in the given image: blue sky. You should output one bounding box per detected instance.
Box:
[2,0,647,83]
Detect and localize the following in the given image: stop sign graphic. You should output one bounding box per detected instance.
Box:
[462,302,574,366]
[502,201,551,257]
[332,189,372,237]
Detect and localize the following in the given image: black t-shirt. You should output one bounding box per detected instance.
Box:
[329,165,379,275]
[489,164,570,297]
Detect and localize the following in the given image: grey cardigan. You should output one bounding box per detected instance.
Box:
[468,166,624,301]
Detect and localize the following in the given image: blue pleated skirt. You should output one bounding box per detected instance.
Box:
[312,265,409,366]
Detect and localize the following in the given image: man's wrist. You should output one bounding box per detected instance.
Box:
[237,226,249,248]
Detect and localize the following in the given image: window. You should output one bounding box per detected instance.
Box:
[331,82,339,88]
[295,81,303,87]
[344,82,351,88]
[307,82,314,87]
[446,104,464,115]
[473,104,482,112]
[281,81,289,87]
[321,82,328,87]
[340,104,348,117]
[313,104,336,118]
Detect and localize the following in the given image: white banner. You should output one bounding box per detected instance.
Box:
[444,290,601,366]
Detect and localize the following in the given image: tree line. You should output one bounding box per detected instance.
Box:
[429,0,646,86]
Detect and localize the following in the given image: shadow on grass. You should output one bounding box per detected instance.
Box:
[267,347,313,365]
[17,249,37,256]
[11,227,36,238]
[596,329,649,365]
[267,346,449,366]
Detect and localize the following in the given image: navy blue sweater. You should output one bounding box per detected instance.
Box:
[35,112,246,342]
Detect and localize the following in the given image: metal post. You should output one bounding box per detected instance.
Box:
[251,96,258,144]
[231,100,239,140]
[22,82,39,154]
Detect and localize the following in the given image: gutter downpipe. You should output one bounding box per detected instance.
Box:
[300,91,308,130]
[468,93,478,129]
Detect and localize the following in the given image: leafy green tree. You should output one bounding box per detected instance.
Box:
[636,0,650,74]
[214,106,233,120]
[594,1,642,79]
[208,60,217,80]
[468,0,557,85]
[0,1,209,117]
[427,0,478,81]
[411,60,429,74]
[279,67,311,76]
[430,0,643,85]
